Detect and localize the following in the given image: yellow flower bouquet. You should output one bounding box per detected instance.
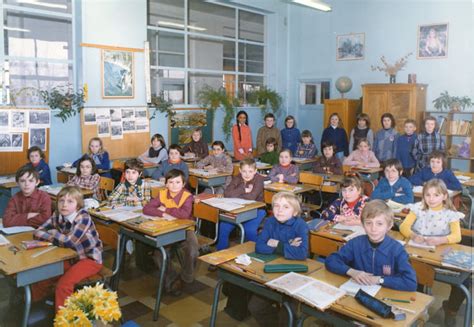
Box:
[54,283,121,327]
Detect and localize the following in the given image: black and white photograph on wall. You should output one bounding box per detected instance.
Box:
[336,33,365,60]
[110,108,122,122]
[0,134,11,148]
[97,121,110,137]
[29,111,50,128]
[122,120,135,133]
[96,108,111,121]
[29,128,47,151]
[111,122,123,140]
[135,107,147,119]
[11,133,23,151]
[121,108,134,119]
[84,108,97,125]
[0,111,9,128]
[11,111,28,132]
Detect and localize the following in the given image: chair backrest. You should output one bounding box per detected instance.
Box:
[410,259,435,288]
[232,164,240,176]
[95,222,119,250]
[342,165,352,173]
[188,175,198,190]
[299,172,324,187]
[99,177,115,195]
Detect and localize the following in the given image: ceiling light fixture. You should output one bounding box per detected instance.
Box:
[17,0,67,10]
[291,0,331,12]
[4,26,30,32]
[157,21,207,32]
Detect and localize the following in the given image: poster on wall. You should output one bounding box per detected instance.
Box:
[102,49,134,98]
[10,110,28,132]
[110,122,123,140]
[110,108,122,122]
[84,107,97,125]
[336,33,365,61]
[29,128,47,151]
[0,133,11,150]
[97,121,110,137]
[11,133,23,151]
[0,110,10,130]
[417,23,448,59]
[96,108,111,121]
[29,110,50,128]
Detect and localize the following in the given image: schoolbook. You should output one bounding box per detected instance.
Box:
[442,250,473,271]
[265,272,346,310]
[248,252,279,263]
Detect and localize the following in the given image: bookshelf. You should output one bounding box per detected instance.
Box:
[426,111,474,171]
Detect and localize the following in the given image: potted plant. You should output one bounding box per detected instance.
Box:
[432,91,473,112]
[149,92,175,120]
[370,52,412,83]
[247,86,282,118]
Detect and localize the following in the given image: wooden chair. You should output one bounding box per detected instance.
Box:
[99,176,115,200]
[410,259,435,295]
[193,202,220,248]
[299,172,324,217]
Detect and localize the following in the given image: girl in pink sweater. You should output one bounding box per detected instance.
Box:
[343,138,380,168]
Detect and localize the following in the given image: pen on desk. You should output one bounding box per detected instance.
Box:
[383,297,410,303]
[336,304,375,320]
[32,246,57,258]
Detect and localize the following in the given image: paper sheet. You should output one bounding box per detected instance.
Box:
[0,226,35,234]
[407,239,435,250]
[339,278,381,297]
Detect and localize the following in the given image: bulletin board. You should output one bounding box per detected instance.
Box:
[80,106,150,160]
[0,108,50,175]
[169,108,214,146]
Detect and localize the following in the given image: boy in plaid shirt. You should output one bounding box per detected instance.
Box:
[412,116,445,171]
[108,158,151,206]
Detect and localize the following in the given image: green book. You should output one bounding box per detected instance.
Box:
[264,264,308,273]
[248,252,279,263]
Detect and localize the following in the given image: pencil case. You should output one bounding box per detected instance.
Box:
[355,289,393,318]
[263,264,308,273]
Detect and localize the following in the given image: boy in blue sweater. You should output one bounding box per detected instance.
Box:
[151,144,189,181]
[395,119,417,177]
[26,146,52,186]
[326,200,417,291]
[371,159,414,204]
[409,150,462,191]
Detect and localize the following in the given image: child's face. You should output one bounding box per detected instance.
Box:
[382,117,392,129]
[152,138,161,148]
[323,146,334,158]
[169,149,181,161]
[342,185,361,202]
[357,141,369,152]
[265,117,274,128]
[213,145,224,156]
[286,119,294,128]
[404,123,416,135]
[125,168,140,184]
[302,136,311,145]
[425,120,436,134]
[358,119,367,128]
[166,175,184,194]
[384,165,400,183]
[266,143,275,152]
[430,158,443,174]
[58,194,78,217]
[89,140,101,154]
[80,160,93,177]
[273,197,297,223]
[18,172,39,196]
[424,186,447,209]
[363,214,391,243]
[237,113,247,125]
[29,151,41,165]
[240,164,257,182]
[330,115,339,127]
[191,131,201,142]
[279,151,291,166]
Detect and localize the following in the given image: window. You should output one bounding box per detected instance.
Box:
[299,81,330,105]
[148,0,266,105]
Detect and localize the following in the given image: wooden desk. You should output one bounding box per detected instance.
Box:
[0,232,76,327]
[264,183,317,204]
[0,179,19,217]
[300,171,342,194]
[188,169,232,194]
[292,158,318,171]
[40,183,94,201]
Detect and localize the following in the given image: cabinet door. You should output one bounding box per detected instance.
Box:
[363,91,387,131]
[387,91,411,134]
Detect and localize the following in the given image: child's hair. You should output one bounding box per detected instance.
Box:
[361,199,393,225]
[380,113,396,128]
[404,118,416,126]
[341,176,363,193]
[301,130,314,143]
[264,113,275,120]
[265,137,277,147]
[421,179,456,211]
[192,127,202,136]
[271,191,301,216]
[168,144,183,155]
[57,186,84,211]
[327,113,343,128]
[279,148,292,157]
[423,116,437,130]
[151,133,166,148]
[15,165,40,183]
[212,140,225,151]
[285,115,296,128]
[240,158,256,169]
[321,141,336,153]
[356,113,371,128]
[235,110,249,141]
[356,137,370,148]
[27,146,45,160]
[88,137,105,155]
[76,156,98,176]
[429,150,447,169]
[124,158,144,174]
[383,158,403,174]
[165,169,186,184]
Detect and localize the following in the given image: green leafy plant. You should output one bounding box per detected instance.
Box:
[433,91,473,112]
[247,86,282,117]
[149,92,175,120]
[39,85,85,122]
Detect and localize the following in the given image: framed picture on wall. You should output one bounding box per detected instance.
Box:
[336,33,365,60]
[417,23,448,59]
[102,49,134,98]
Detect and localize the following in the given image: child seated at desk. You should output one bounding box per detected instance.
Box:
[138,133,168,165]
[4,165,51,228]
[399,179,466,324]
[33,186,103,311]
[26,146,52,186]
[260,137,279,166]
[67,156,101,200]
[248,191,309,326]
[325,200,417,291]
[183,127,209,160]
[151,144,189,182]
[371,159,414,204]
[294,130,317,159]
[268,149,299,184]
[321,175,368,225]
[343,138,380,169]
[108,159,151,207]
[409,150,462,191]
[143,169,198,296]
[216,158,266,251]
[73,137,111,177]
[312,141,343,175]
[195,141,233,194]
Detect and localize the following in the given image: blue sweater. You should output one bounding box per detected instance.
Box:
[395,134,417,169]
[321,127,348,156]
[27,159,52,186]
[409,167,462,191]
[151,160,189,181]
[325,235,417,291]
[373,128,399,162]
[371,177,414,204]
[256,216,309,260]
[281,127,301,155]
[73,152,110,171]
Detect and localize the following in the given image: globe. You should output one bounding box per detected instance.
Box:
[335,76,353,98]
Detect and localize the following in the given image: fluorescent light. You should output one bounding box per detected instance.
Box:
[291,0,331,12]
[17,0,67,10]
[157,21,207,32]
[4,26,30,33]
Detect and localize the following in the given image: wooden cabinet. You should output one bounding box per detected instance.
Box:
[323,99,361,138]
[362,84,427,133]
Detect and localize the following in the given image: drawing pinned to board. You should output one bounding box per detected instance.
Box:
[29,111,50,128]
[122,120,135,133]
[29,128,47,151]
[111,122,123,140]
[102,49,134,98]
[84,108,97,125]
[96,108,111,121]
[135,120,149,132]
[0,111,9,129]
[134,107,147,119]
[110,108,122,122]
[97,121,110,137]
[121,108,135,120]
[11,133,23,150]
[11,110,28,132]
[0,134,11,148]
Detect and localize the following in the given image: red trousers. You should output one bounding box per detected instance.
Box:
[32,259,102,311]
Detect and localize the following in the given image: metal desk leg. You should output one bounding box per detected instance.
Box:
[111,234,127,291]
[210,186,215,194]
[210,279,224,327]
[459,282,472,327]
[153,246,167,321]
[22,285,31,327]
[237,223,245,243]
[296,312,308,327]
[282,301,294,327]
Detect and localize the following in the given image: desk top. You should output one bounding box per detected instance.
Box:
[0,232,76,275]
[264,182,317,194]
[188,169,232,179]
[350,167,383,174]
[292,158,318,165]
[233,162,273,170]
[228,201,266,214]
[40,184,94,199]
[454,171,474,187]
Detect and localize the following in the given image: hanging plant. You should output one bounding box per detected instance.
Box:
[149,92,175,120]
[38,85,85,122]
[247,86,282,117]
